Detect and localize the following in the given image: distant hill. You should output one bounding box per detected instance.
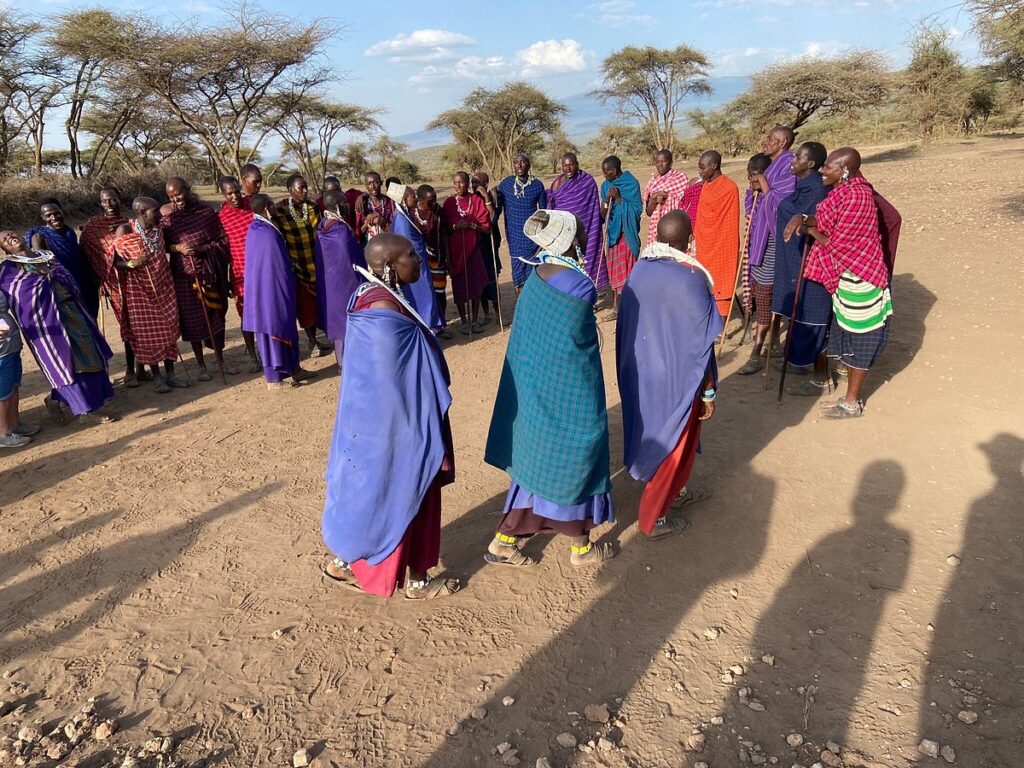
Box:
[395,76,750,148]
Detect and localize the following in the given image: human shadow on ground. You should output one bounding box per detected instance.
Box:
[707,460,911,766]
[0,409,211,500]
[864,145,921,164]
[0,482,280,665]
[869,272,937,396]
[997,193,1024,221]
[917,434,1024,767]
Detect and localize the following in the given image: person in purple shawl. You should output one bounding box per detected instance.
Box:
[27,198,100,318]
[315,189,366,364]
[388,184,445,333]
[617,211,722,538]
[242,196,316,390]
[549,153,608,291]
[740,126,797,375]
[321,233,460,600]
[0,230,115,425]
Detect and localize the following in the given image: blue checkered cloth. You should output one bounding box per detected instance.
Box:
[827,317,890,370]
[496,176,547,287]
[485,270,611,505]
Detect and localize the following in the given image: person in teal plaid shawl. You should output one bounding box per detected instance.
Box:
[484,210,616,568]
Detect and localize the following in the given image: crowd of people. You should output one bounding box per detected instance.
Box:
[0,126,900,600]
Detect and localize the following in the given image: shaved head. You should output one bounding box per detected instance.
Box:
[656,209,692,252]
[250,193,274,216]
[364,233,406,273]
[132,196,158,213]
[770,125,796,149]
[165,176,189,192]
[699,150,721,168]
[322,189,345,213]
[831,146,862,172]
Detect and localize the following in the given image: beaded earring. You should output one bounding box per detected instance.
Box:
[573,242,585,264]
[382,263,394,286]
[841,168,850,182]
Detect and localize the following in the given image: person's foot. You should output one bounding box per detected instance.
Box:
[78,412,116,425]
[737,354,764,375]
[821,399,864,419]
[123,372,140,388]
[569,540,617,567]
[153,376,172,394]
[646,515,691,540]
[267,381,288,391]
[0,432,30,448]
[44,397,67,425]
[136,366,154,382]
[11,422,40,437]
[787,379,828,397]
[476,315,493,327]
[606,309,618,321]
[222,363,241,376]
[292,366,318,383]
[484,538,537,567]
[405,575,461,600]
[459,325,472,336]
[247,357,261,374]
[671,486,711,510]
[437,329,453,340]
[772,359,811,375]
[835,363,849,378]
[196,368,212,382]
[310,340,334,357]
[166,374,190,388]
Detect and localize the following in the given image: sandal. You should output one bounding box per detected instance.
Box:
[222,363,241,376]
[671,487,711,510]
[197,368,212,382]
[292,366,318,382]
[484,546,537,567]
[44,397,67,425]
[787,379,828,397]
[647,515,691,540]
[569,540,617,567]
[12,422,40,437]
[322,558,364,593]
[737,355,764,375]
[437,329,453,340]
[124,373,140,389]
[405,575,460,600]
[153,377,172,394]
[166,374,191,388]
[247,357,262,374]
[821,399,864,419]
[772,359,811,375]
[476,316,493,326]
[78,412,116,425]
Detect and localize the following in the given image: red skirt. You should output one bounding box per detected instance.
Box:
[296,280,317,330]
[637,393,703,534]
[607,237,636,293]
[349,479,442,597]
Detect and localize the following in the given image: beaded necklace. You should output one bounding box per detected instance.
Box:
[513,175,537,199]
[287,198,310,223]
[453,194,470,218]
[134,219,161,255]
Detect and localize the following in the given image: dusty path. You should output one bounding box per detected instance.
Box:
[1,137,1022,768]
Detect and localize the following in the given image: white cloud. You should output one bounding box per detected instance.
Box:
[408,56,510,85]
[590,0,655,27]
[514,39,589,77]
[364,29,476,62]
[947,26,963,39]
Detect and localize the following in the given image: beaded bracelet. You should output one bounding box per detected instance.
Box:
[702,389,717,403]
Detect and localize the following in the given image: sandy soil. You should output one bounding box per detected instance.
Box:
[1,137,1022,768]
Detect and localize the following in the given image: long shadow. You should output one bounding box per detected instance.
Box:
[870,273,937,396]
[917,434,1023,767]
[998,193,1024,221]
[0,408,211,499]
[0,482,281,665]
[0,508,121,587]
[864,145,920,164]
[708,460,911,764]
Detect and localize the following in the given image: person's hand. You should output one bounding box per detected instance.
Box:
[699,399,716,421]
[607,187,621,202]
[783,214,802,243]
[367,213,380,227]
[655,191,668,204]
[754,173,770,194]
[175,243,196,258]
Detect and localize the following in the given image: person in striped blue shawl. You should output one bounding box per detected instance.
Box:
[484,210,616,568]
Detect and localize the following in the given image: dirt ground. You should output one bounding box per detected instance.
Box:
[1,137,1022,768]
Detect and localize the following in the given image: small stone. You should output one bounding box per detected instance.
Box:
[502,752,521,767]
[918,739,939,758]
[957,710,978,724]
[721,672,735,683]
[555,732,577,749]
[946,554,961,566]
[730,588,739,598]
[962,694,978,705]
[751,754,767,766]
[899,678,912,688]
[826,741,841,755]
[927,623,934,632]
[64,722,79,741]
[703,627,721,640]
[814,628,826,635]
[535,759,553,768]
[696,763,709,768]
[686,733,706,752]
[748,701,766,712]
[94,720,117,741]
[786,734,804,747]
[496,742,512,755]
[447,722,463,736]
[761,654,775,666]
[584,703,610,724]
[14,728,39,744]
[46,743,70,760]
[292,748,309,767]
[710,716,724,726]
[121,758,141,768]
[819,751,842,768]
[470,707,488,720]
[940,745,956,763]
[729,664,746,676]
[271,629,285,639]
[144,737,163,753]
[502,696,515,707]
[597,737,615,752]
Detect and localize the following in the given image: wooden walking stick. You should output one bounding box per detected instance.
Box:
[598,197,612,305]
[489,232,506,333]
[188,251,227,384]
[777,238,814,404]
[719,190,758,356]
[762,317,777,390]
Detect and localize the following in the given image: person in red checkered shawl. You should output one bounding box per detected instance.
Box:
[218,176,260,373]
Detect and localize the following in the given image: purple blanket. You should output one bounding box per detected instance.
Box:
[322,301,452,565]
[391,209,444,331]
[241,219,297,342]
[315,220,365,345]
[749,150,796,268]
[616,258,723,481]
[550,171,607,289]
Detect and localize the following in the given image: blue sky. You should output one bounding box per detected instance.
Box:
[39,0,980,138]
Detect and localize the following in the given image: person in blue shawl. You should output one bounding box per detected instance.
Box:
[315,189,366,365]
[495,153,548,292]
[242,195,317,389]
[600,156,643,316]
[387,184,445,333]
[321,233,460,600]
[484,209,616,568]
[773,141,833,394]
[27,198,100,318]
[617,211,722,539]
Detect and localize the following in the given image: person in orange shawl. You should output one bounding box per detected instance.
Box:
[112,198,186,394]
[693,151,740,319]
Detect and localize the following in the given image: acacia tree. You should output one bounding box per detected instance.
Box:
[0,11,39,171]
[428,82,566,179]
[970,0,1024,84]
[586,124,656,161]
[545,127,577,173]
[82,91,195,174]
[368,135,410,179]
[734,50,891,132]
[334,141,371,182]
[591,45,711,153]
[98,6,334,177]
[265,94,378,189]
[685,108,748,157]
[901,25,972,138]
